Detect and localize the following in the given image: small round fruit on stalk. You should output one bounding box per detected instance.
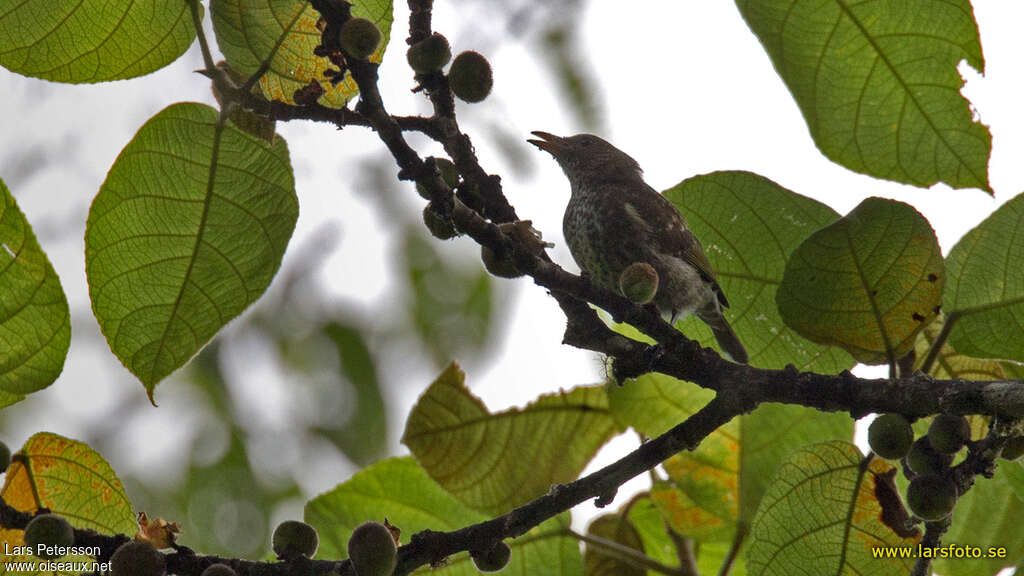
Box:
[340,18,382,60]
[866,413,914,460]
[471,541,511,573]
[482,245,522,278]
[927,414,970,454]
[618,262,659,304]
[407,33,452,73]
[347,521,397,576]
[201,564,237,576]
[423,203,459,240]
[110,540,166,576]
[24,514,75,559]
[416,158,459,200]
[1001,436,1024,461]
[906,475,958,521]
[272,520,319,559]
[448,51,493,103]
[906,437,954,477]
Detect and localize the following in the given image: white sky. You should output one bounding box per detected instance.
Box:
[1,0,1022,555]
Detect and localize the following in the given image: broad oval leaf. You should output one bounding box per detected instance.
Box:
[0,433,137,568]
[211,0,394,107]
[0,0,196,83]
[0,180,70,407]
[736,0,990,192]
[305,457,582,576]
[86,102,297,398]
[777,197,943,364]
[402,363,623,516]
[663,171,854,372]
[944,191,1024,363]
[746,441,918,576]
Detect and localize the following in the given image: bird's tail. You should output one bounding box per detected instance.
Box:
[697,308,748,364]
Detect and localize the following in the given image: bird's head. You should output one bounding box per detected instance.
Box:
[528,132,642,184]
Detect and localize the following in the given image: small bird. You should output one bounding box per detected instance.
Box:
[528,132,748,364]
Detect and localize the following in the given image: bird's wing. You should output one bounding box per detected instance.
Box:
[620,183,730,307]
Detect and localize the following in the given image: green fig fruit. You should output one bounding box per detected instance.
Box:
[24,514,74,559]
[867,414,914,460]
[906,437,954,476]
[407,33,452,73]
[482,245,522,278]
[618,262,659,304]
[347,521,397,576]
[471,541,511,573]
[340,18,382,60]
[448,51,493,103]
[272,520,319,559]
[423,204,459,239]
[927,414,970,454]
[416,158,459,199]
[111,540,166,576]
[906,475,957,521]
[1000,436,1024,461]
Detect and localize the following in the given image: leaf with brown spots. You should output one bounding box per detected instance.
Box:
[778,198,944,365]
[0,433,136,563]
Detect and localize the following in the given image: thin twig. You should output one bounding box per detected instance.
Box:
[569,528,686,576]
[919,312,962,375]
[187,0,216,72]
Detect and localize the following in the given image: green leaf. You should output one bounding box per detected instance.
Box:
[735,0,990,192]
[85,102,297,399]
[914,315,1006,380]
[404,230,496,366]
[211,0,394,107]
[584,513,645,576]
[934,466,1024,576]
[0,180,70,407]
[0,433,137,573]
[323,322,388,466]
[305,457,582,576]
[608,373,852,542]
[663,171,854,372]
[747,442,917,576]
[1002,459,1024,505]
[777,197,944,365]
[624,495,685,574]
[402,363,624,516]
[0,0,195,83]
[944,192,1024,363]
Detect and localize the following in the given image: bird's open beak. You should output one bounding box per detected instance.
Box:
[528,131,566,157]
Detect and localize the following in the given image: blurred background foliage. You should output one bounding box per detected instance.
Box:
[0,0,602,557]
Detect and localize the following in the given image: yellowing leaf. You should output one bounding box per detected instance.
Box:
[0,433,136,571]
[747,442,919,576]
[211,0,394,107]
[777,197,944,364]
[402,363,623,516]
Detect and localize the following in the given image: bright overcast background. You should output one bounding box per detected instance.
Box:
[1,0,1023,554]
